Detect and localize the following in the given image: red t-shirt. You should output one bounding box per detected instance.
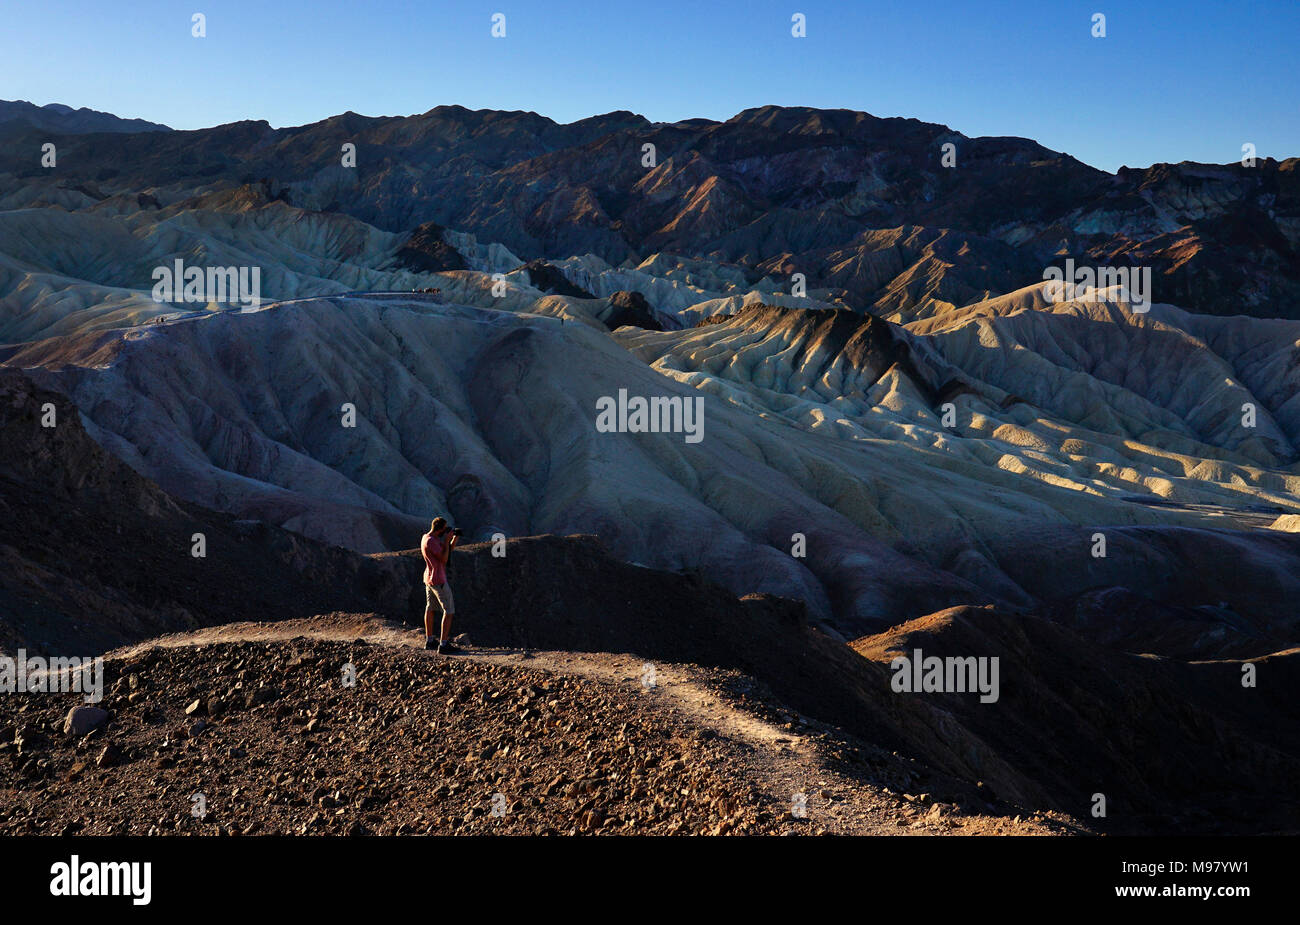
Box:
[421,532,448,586]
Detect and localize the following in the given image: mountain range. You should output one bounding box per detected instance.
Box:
[2,102,1295,319]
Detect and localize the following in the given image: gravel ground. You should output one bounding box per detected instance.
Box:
[0,617,1080,837]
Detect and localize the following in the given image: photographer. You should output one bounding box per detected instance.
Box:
[420,517,463,653]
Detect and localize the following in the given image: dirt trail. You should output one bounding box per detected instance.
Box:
[100,614,1078,836]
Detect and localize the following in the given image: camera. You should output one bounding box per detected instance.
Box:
[451,527,463,537]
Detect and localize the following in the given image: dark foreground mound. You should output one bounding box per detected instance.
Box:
[854,607,1300,834]
[0,370,409,655]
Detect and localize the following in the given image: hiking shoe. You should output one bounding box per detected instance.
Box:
[423,637,437,651]
[437,642,462,655]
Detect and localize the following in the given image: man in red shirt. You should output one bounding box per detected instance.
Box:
[421,517,461,653]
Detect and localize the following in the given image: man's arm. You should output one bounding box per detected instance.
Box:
[441,534,457,562]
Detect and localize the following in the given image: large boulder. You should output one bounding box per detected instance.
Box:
[64,705,108,738]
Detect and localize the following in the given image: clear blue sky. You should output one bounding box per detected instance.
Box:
[4,0,1297,172]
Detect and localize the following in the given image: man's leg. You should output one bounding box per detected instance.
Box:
[435,583,457,646]
[423,584,441,644]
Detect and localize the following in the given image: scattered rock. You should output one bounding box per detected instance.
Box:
[96,743,122,768]
[64,706,109,738]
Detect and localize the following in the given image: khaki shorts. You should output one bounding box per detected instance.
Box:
[425,582,455,614]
